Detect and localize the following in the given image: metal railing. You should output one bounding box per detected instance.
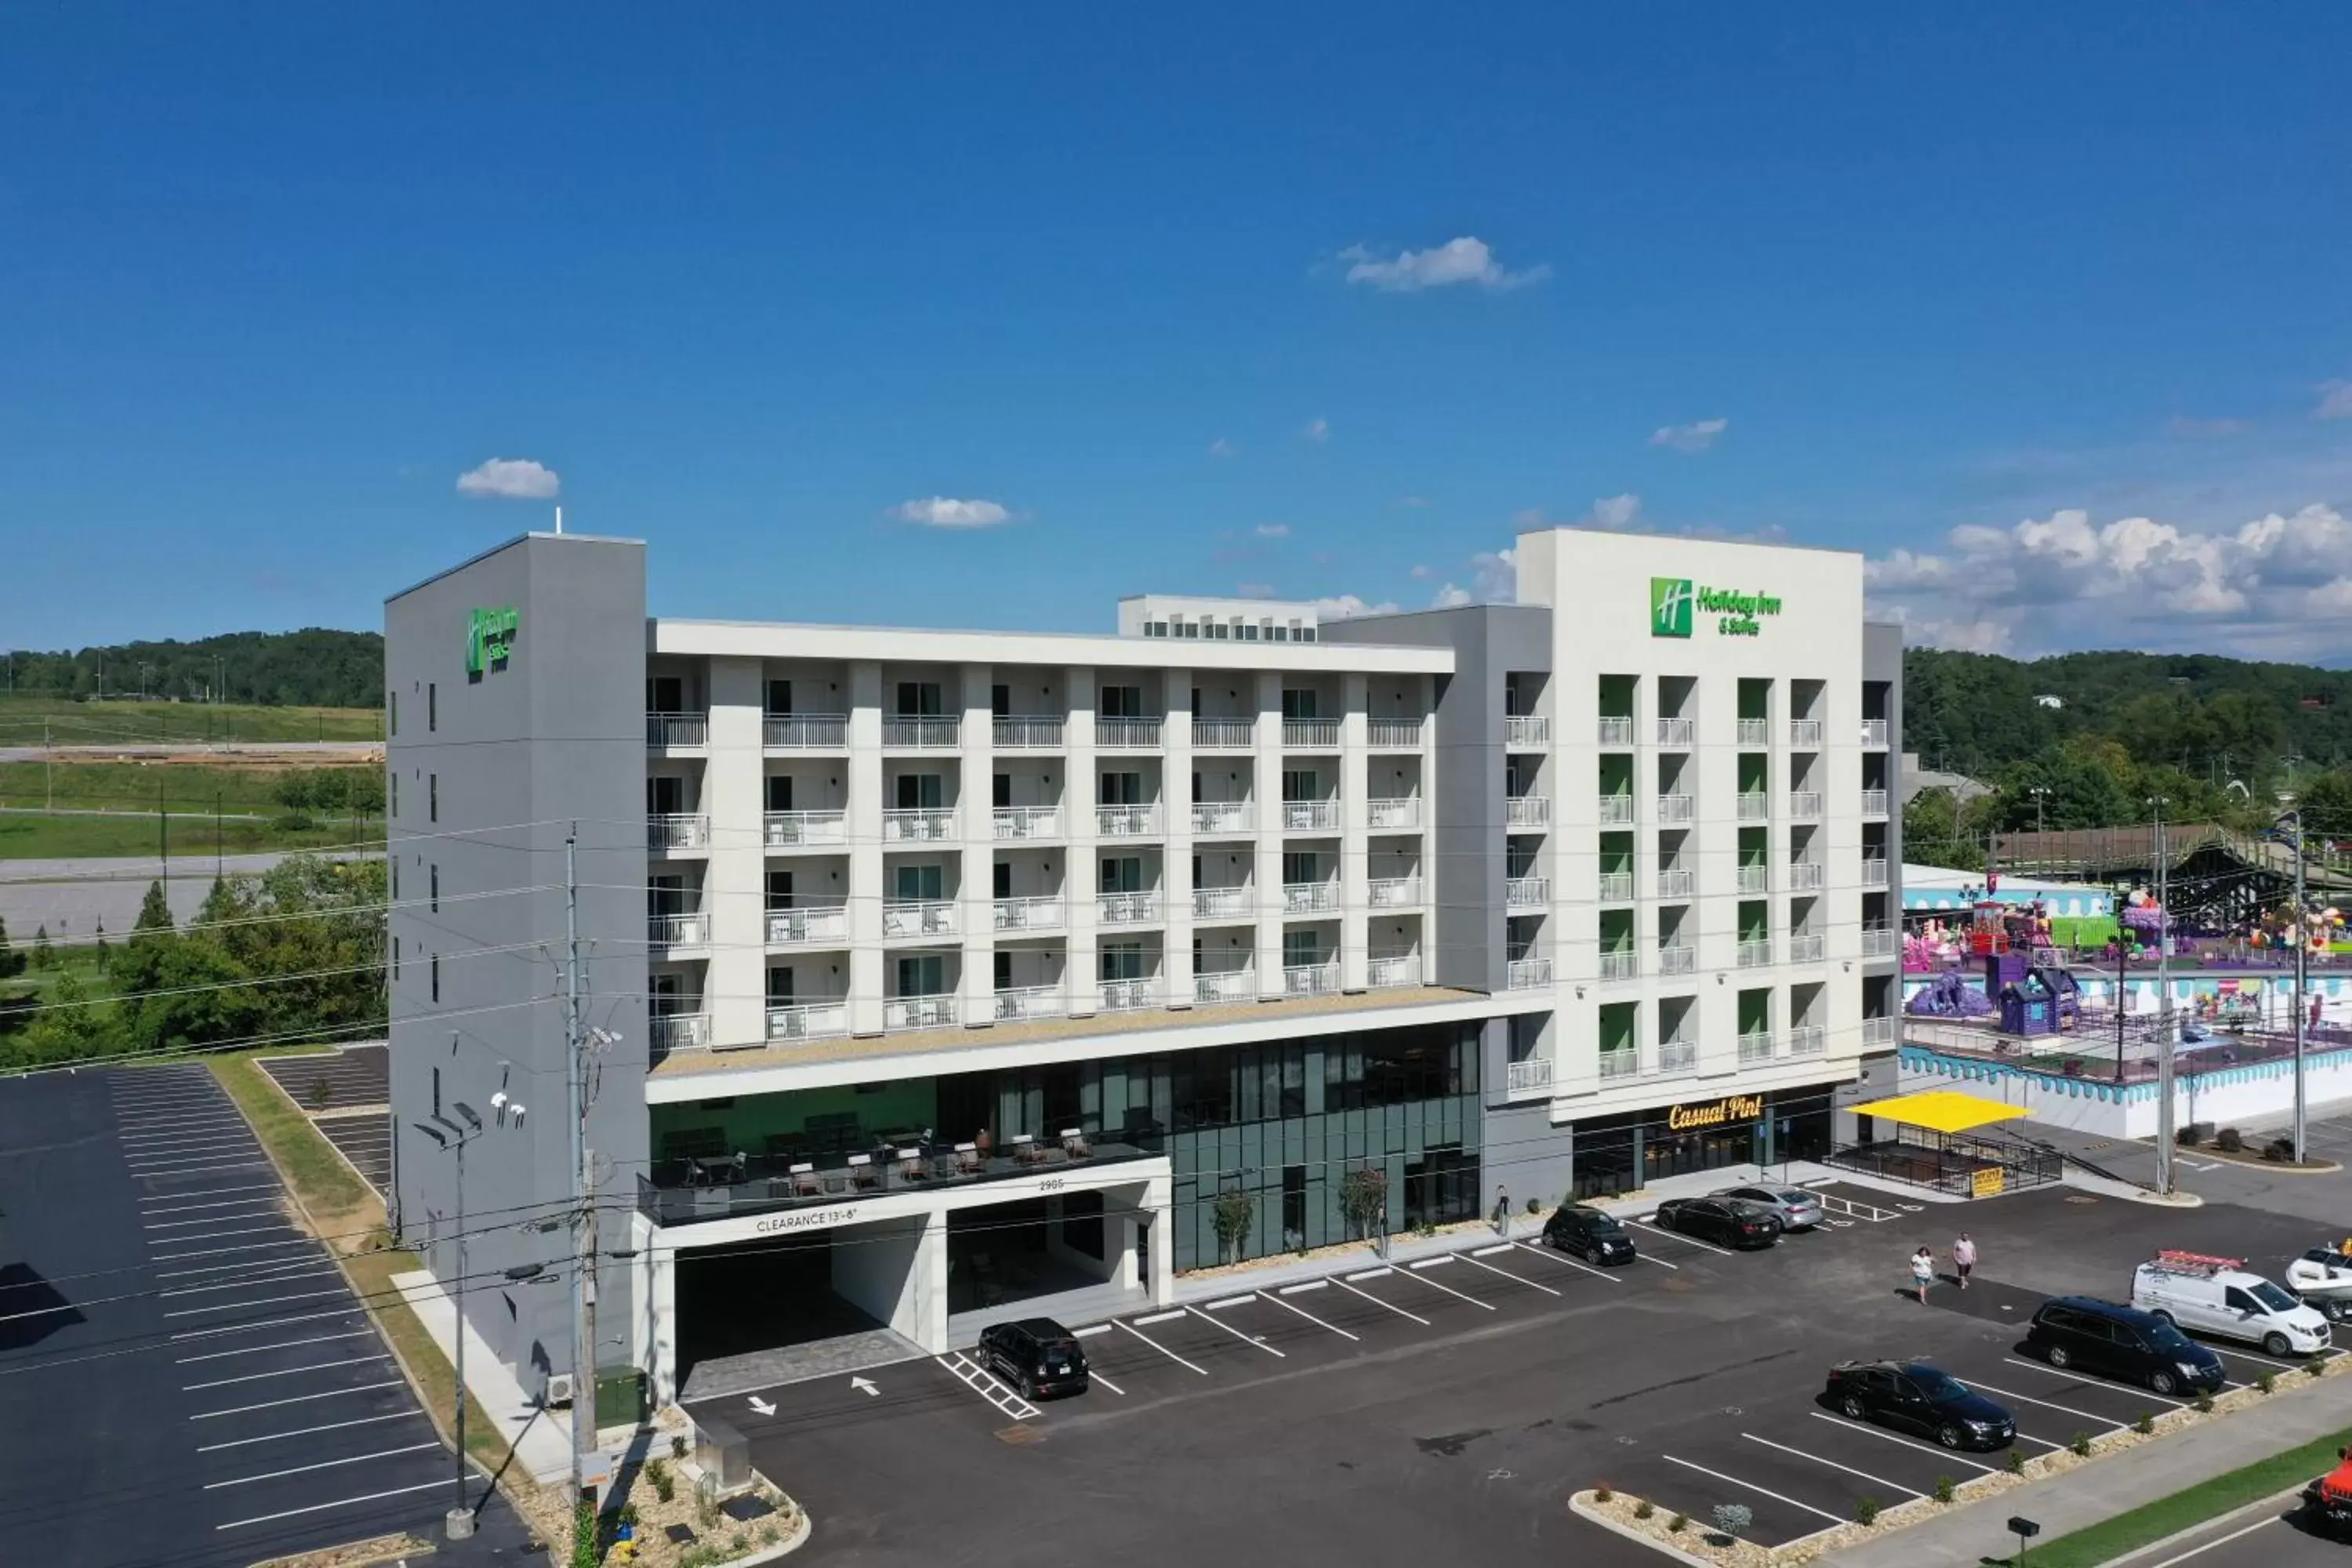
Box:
[1098,978,1161,1013]
[1788,932,1827,964]
[1506,956,1553,989]
[649,912,708,947]
[1192,717,1255,748]
[648,814,710,851]
[1591,716,1628,747]
[1283,800,1341,832]
[652,1012,711,1051]
[1194,967,1254,1004]
[1283,717,1341,747]
[1655,793,1693,824]
[1861,1015,1898,1045]
[1737,791,1771,822]
[1510,714,1555,747]
[1370,877,1421,909]
[993,716,1064,749]
[1506,794,1552,829]
[764,713,848,748]
[1098,891,1160,925]
[1860,856,1889,887]
[1788,791,1824,821]
[1599,1049,1640,1080]
[883,808,956,842]
[1787,1025,1828,1056]
[1192,802,1252,834]
[993,895,1063,932]
[1282,961,1341,996]
[881,900,956,938]
[1597,869,1635,902]
[764,810,847,848]
[1860,925,1896,958]
[1656,717,1693,746]
[1367,953,1421,989]
[1860,788,1890,816]
[1737,1030,1775,1064]
[883,716,960,748]
[993,985,1064,1023]
[647,711,709,747]
[1657,944,1695,975]
[1096,717,1163,748]
[1599,949,1639,982]
[1737,863,1769,894]
[1367,797,1421,830]
[1860,718,1889,748]
[1369,717,1424,748]
[1736,938,1774,967]
[884,995,957,1031]
[767,904,849,946]
[1657,867,1695,899]
[993,805,1059,839]
[1656,1039,1697,1076]
[1283,881,1339,915]
[1736,718,1769,746]
[1504,874,1548,910]
[1192,885,1250,920]
[1097,804,1162,837]
[1789,720,1822,748]
[1787,860,1824,891]
[767,1002,849,1042]
[1599,794,1635,826]
[1505,1057,1554,1096]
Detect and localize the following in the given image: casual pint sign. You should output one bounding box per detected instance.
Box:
[1666,1094,1765,1131]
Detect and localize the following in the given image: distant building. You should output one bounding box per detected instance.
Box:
[1900,752,1993,807]
[2033,694,2063,710]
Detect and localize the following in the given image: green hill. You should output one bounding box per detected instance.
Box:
[3,630,383,710]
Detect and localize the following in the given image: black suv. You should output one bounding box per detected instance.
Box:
[1652,1196,1783,1250]
[976,1318,1090,1400]
[1824,1360,2016,1450]
[1542,1205,1639,1265]
[2026,1296,2226,1396]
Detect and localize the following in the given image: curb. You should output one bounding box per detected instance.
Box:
[1570,1494,1713,1565]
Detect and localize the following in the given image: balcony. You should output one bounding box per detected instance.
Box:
[1655,1039,1697,1076]
[1508,713,1552,748]
[1194,967,1254,1004]
[993,805,1060,840]
[1098,804,1163,837]
[1788,932,1827,964]
[1369,717,1424,749]
[1656,717,1693,746]
[993,895,1064,933]
[1098,891,1161,926]
[1657,944,1696,976]
[1787,860,1825,891]
[1736,718,1769,747]
[765,713,848,749]
[648,814,710,851]
[1282,962,1342,996]
[1862,1015,1898,1046]
[1860,924,1896,958]
[649,912,708,949]
[652,1012,712,1052]
[883,808,956,843]
[993,985,1065,1023]
[1504,874,1548,911]
[766,1002,849,1043]
[764,810,847,848]
[1789,719,1823,749]
[1097,978,1162,1013]
[1283,718,1341,748]
[647,711,708,748]
[1787,1024,1828,1056]
[1736,938,1774,968]
[884,995,958,1031]
[1282,881,1339,915]
[1282,800,1341,833]
[1598,794,1635,826]
[1657,867,1695,899]
[1192,801,1253,835]
[1597,869,1635,902]
[1505,1057,1554,1098]
[1733,863,1769,895]
[1737,1030,1775,1065]
[1592,716,1630,748]
[882,900,956,938]
[1505,955,1553,989]
[1599,1049,1640,1081]
[883,716,960,748]
[1654,793,1693,825]
[1860,718,1889,749]
[1737,791,1771,823]
[1860,788,1890,817]
[1506,794,1552,829]
[1192,885,1251,920]
[767,903,850,947]
[1192,717,1255,749]
[993,716,1065,750]
[1367,797,1421,831]
[1860,856,1889,888]
[1370,876,1421,909]
[1788,791,1824,822]
[1599,949,1639,982]
[1367,953,1421,989]
[1096,717,1163,749]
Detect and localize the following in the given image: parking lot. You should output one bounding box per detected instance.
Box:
[260,1044,392,1196]
[688,1180,2341,1567]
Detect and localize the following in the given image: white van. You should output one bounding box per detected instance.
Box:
[2131,1255,2331,1357]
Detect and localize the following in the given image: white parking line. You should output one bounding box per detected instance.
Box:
[1456,1250,1561,1297]
[1331,1276,1430,1325]
[1204,1294,1256,1312]
[1744,1432,1924,1497]
[1184,1305,1286,1357]
[935,1352,1042,1419]
[164,1288,351,1320]
[141,1184,280,1204]
[191,1377,406,1419]
[1962,1377,2129,1425]
[154,1237,314,1262]
[1346,1266,1392,1282]
[177,1330,380,1365]
[145,1223,299,1246]
[118,1125,248,1144]
[140,1196,282,1218]
[185,1353,392,1392]
[1089,1368,1127,1396]
[216,1477,449,1532]
[1257,1289,1359,1341]
[170,1308,365,1344]
[1392,1261,1497,1310]
[2209,1344,2334,1371]
[1279,1279,1330,1294]
[1072,1323,1113,1338]
[157,1250,324,1281]
[1134,1309,1188,1327]
[162,1268,340,1298]
[1512,1241,1623,1283]
[1807,1411,1996,1472]
[132,1160,271,1178]
[1663,1455,1845,1522]
[145,1208,283,1231]
[1625,1218,1735,1257]
[1116,1318,1210,1376]
[2146,1514,2285,1568]
[194,1410,423,1451]
[126,1147,260,1169]
[2002,1358,2185,1406]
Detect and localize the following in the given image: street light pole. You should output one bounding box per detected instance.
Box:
[415,1083,525,1543]
[2151,796,2176,1197]
[2280,804,2308,1164]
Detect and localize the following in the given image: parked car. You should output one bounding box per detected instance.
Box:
[1711,1183,1825,1232]
[2025,1296,2227,1395]
[1652,1196,1783,1250]
[1824,1359,2016,1450]
[2303,1450,2352,1539]
[1542,1204,1639,1265]
[976,1318,1089,1399]
[2131,1256,2331,1358]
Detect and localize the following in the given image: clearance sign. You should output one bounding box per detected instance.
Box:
[1667,1094,1765,1132]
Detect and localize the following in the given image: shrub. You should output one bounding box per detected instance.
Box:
[2175,1125,2202,1147]
[2258,1371,2278,1395]
[2133,1413,2154,1436]
[2216,1127,2245,1152]
[1854,1496,1882,1526]
[648,1458,674,1504]
[618,1501,639,1529]
[1668,1514,1689,1534]
[2265,1138,2295,1163]
[1211,1188,1256,1261]
[2006,1448,2027,1475]
[1526,1197,1541,1214]
[2070,1430,2092,1456]
[670,1434,688,1461]
[1593,1483,1613,1503]
[1934,1475,1957,1504]
[571,1501,597,1568]
[1633,1499,1654,1520]
[2310,1356,2331,1378]
[1712,1504,1754,1540]
[273,811,318,833]
[2194,1392,2216,1412]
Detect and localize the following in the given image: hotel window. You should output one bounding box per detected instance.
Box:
[1099,684,1144,718]
[895,681,943,717]
[389,772,397,818]
[430,865,439,913]
[389,691,397,735]
[765,679,792,714]
[429,773,437,822]
[430,954,440,1004]
[1271,625,1288,642]
[427,683,436,731]
[391,936,401,981]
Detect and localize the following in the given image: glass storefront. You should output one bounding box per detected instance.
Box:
[1567,1086,1836,1200]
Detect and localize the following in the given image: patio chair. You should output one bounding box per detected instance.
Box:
[897,1147,927,1182]
[1060,1127,1092,1159]
[848,1152,880,1191]
[789,1163,822,1199]
[953,1142,982,1174]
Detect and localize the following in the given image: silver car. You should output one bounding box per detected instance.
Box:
[1711,1184,1824,1232]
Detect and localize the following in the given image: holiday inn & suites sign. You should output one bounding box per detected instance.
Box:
[466,605,519,677]
[1650,577,1784,638]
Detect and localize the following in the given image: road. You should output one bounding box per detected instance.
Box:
[0,851,379,938]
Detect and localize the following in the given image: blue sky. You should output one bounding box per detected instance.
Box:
[5,5,2350,662]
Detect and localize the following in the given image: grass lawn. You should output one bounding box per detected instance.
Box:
[0,758,372,815]
[0,694,382,745]
[0,810,371,859]
[5,949,121,1001]
[1995,1426,2351,1568]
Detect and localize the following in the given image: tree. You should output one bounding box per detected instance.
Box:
[29,927,49,970]
[1211,1187,1256,1265]
[1339,1163,1390,1242]
[0,918,20,982]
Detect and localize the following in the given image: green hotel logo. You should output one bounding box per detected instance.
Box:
[466,605,519,677]
[1650,577,1694,637]
[1650,577,1782,637]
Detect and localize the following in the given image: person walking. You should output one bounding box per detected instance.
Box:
[1953,1232,1977,1291]
[1910,1245,1936,1305]
[1494,1185,1512,1239]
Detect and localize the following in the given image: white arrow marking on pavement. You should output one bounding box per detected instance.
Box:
[849,1376,879,1397]
[746,1396,775,1416]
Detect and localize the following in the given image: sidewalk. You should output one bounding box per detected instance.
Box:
[391,1268,578,1485]
[1819,1381,2352,1568]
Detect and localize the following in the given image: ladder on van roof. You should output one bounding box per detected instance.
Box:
[2150,1249,2244,1276]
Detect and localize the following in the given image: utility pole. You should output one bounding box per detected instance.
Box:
[564,829,597,1509]
[2030,786,2049,841]
[2151,797,2176,1196]
[2281,802,2308,1164]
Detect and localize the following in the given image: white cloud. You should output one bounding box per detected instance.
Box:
[2317,381,2352,419]
[456,457,560,499]
[1409,564,1432,579]
[1340,237,1550,293]
[1584,493,1642,530]
[1648,418,1729,454]
[1254,522,1290,538]
[1208,438,1236,458]
[1430,583,1472,608]
[1236,582,1277,600]
[1311,593,1400,619]
[893,496,1012,528]
[1469,548,1517,604]
[1303,418,1330,443]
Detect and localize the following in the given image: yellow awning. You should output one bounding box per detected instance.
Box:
[1846,1089,2028,1137]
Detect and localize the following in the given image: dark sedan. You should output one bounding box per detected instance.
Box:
[1652,1196,1784,1250]
[1542,1204,1639,1265]
[976,1318,1089,1400]
[1825,1359,2016,1450]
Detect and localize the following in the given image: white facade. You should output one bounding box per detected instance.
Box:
[1116,593,1323,644]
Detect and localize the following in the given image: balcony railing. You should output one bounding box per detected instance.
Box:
[1860,856,1889,888]
[1367,797,1421,831]
[1789,719,1823,749]
[1505,1057,1554,1097]
[635,1132,1158,1227]
[1656,717,1693,746]
[1862,1015,1898,1046]
[1657,944,1695,976]
[993,805,1059,840]
[1370,877,1421,909]
[884,995,958,1031]
[1736,938,1774,968]
[649,912,708,948]
[1367,953,1421,989]
[1599,949,1639,982]
[1788,791,1824,822]
[1192,801,1253,834]
[1283,718,1341,747]
[764,810,847,848]
[1506,794,1552,829]
[883,808,956,843]
[1283,881,1339,915]
[648,814,710,851]
[883,716,960,748]
[1737,1030,1775,1065]
[767,903,850,946]
[1592,716,1629,747]
[1860,718,1889,749]
[1788,932,1827,964]
[1599,1048,1640,1080]
[1505,956,1552,989]
[1657,867,1695,899]
[1787,860,1825,891]
[766,1002,849,1043]
[993,985,1065,1023]
[652,1012,711,1052]
[993,716,1065,749]
[764,713,848,748]
[1598,794,1635,826]
[1097,978,1161,1013]
[1282,800,1341,833]
[1597,869,1635,902]
[1860,788,1890,816]
[1737,791,1771,822]
[1194,967,1254,1004]
[1098,804,1162,837]
[1098,891,1160,925]
[1860,924,1896,958]
[1787,1024,1828,1057]
[993,895,1063,933]
[1282,961,1341,996]
[1655,1039,1697,1076]
[1193,885,1251,920]
[882,900,956,938]
[1736,718,1769,747]
[1192,717,1255,749]
[1737,863,1769,894]
[1509,714,1553,748]
[1654,793,1693,825]
[1504,874,1548,910]
[1369,717,1424,749]
[1096,717,1163,748]
[647,711,708,747]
